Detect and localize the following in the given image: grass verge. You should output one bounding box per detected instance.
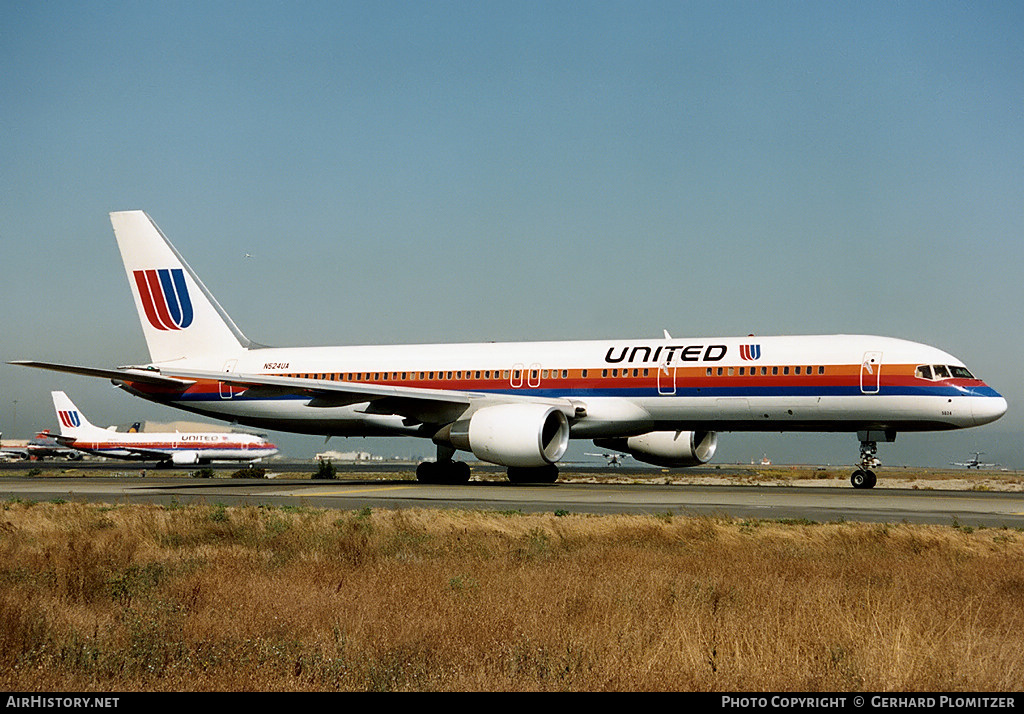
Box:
[1,500,1022,691]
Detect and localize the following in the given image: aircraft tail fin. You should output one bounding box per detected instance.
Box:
[51,391,103,440]
[109,211,250,364]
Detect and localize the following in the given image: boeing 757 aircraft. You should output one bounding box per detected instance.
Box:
[49,391,278,465]
[12,211,1007,487]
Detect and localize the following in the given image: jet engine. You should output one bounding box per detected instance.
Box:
[594,430,718,467]
[170,451,200,465]
[436,403,570,468]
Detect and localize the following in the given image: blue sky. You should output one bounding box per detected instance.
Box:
[2,1,1022,468]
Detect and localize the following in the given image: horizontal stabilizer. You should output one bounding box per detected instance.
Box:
[9,360,194,388]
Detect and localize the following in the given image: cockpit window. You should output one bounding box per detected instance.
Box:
[917,364,976,381]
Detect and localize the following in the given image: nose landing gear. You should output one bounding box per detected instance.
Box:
[850,430,895,489]
[851,440,878,489]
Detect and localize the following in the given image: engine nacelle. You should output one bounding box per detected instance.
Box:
[595,430,718,467]
[438,403,570,468]
[170,451,200,465]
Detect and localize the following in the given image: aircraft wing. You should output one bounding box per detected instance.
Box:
[9,360,195,388]
[167,369,583,426]
[115,447,177,460]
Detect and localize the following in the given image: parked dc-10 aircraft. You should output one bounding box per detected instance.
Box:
[49,391,278,465]
[12,211,1006,487]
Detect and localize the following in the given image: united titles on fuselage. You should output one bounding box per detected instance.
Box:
[604,344,728,364]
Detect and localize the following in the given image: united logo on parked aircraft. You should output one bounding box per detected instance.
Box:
[57,410,80,428]
[739,344,762,361]
[133,268,194,330]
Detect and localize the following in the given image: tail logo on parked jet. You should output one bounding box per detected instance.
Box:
[133,268,194,330]
[58,410,81,428]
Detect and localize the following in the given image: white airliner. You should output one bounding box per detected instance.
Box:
[49,390,278,465]
[12,211,1007,487]
[0,434,29,462]
[950,451,998,470]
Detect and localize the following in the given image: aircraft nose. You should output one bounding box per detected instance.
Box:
[973,395,1008,426]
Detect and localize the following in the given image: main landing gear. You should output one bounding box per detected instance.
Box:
[416,444,471,484]
[415,446,560,484]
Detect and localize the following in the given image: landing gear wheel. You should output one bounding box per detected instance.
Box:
[450,461,471,484]
[416,460,471,484]
[851,469,877,489]
[507,465,559,484]
[415,461,437,483]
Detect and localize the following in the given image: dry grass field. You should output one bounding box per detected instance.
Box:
[2,496,1023,692]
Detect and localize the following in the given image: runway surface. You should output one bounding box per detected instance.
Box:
[2,462,1023,527]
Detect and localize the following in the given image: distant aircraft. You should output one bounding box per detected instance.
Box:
[25,430,84,460]
[0,433,29,461]
[950,451,997,470]
[11,210,1008,488]
[48,391,278,465]
[585,452,631,466]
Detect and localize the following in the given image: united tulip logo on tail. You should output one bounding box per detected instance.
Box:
[133,268,194,330]
[58,410,80,428]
